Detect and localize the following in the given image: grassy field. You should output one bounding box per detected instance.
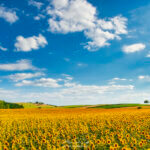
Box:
[17,102,55,108]
[19,103,149,109]
[89,104,148,109]
[60,105,91,108]
[1,100,150,109]
[60,103,149,109]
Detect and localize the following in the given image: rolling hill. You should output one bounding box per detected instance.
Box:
[0,100,23,109]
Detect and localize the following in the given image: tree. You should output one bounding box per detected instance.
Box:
[144,100,149,104]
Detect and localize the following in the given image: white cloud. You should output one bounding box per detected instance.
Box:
[12,79,134,105]
[110,16,128,35]
[138,75,150,81]
[8,72,45,82]
[47,0,96,33]
[0,6,18,23]
[61,74,73,80]
[84,27,116,50]
[0,44,7,51]
[77,63,87,67]
[146,53,150,58]
[112,78,127,81]
[84,16,128,51]
[0,73,137,105]
[138,76,145,79]
[47,0,128,51]
[122,43,145,53]
[0,59,36,71]
[16,78,61,88]
[28,0,43,9]
[34,14,45,20]
[109,78,125,84]
[64,83,134,93]
[15,34,47,52]
[0,87,148,106]
[65,76,73,80]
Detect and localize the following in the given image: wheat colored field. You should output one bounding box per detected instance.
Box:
[0,108,150,150]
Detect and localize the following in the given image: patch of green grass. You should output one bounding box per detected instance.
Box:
[17,103,55,109]
[90,104,147,109]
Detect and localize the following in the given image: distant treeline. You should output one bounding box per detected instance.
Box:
[0,100,23,109]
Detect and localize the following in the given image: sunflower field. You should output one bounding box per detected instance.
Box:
[0,108,150,150]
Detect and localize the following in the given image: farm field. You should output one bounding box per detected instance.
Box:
[0,108,150,150]
[17,102,56,109]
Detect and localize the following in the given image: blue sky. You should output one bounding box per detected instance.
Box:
[0,0,150,105]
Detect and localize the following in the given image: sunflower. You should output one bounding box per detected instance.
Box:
[114,143,119,148]
[107,139,111,145]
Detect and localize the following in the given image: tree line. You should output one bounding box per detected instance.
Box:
[0,100,23,109]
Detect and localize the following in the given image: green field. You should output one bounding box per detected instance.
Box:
[17,102,56,108]
[60,105,91,108]
[60,103,149,109]
[89,104,147,109]
[0,100,150,109]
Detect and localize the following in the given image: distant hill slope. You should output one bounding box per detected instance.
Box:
[61,104,150,109]
[0,100,23,109]
[60,105,91,108]
[17,102,56,108]
[88,104,147,109]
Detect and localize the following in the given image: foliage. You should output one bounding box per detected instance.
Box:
[137,106,142,109]
[35,101,44,105]
[0,100,23,109]
[144,100,149,104]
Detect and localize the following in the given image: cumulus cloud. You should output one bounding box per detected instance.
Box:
[84,16,127,51]
[47,0,128,51]
[28,0,43,9]
[16,78,61,88]
[47,0,96,33]
[14,34,47,52]
[8,72,45,82]
[0,6,18,23]
[122,43,145,53]
[0,59,36,71]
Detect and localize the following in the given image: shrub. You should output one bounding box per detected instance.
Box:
[144,100,149,103]
[137,106,142,109]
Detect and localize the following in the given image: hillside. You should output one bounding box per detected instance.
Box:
[61,104,150,109]
[0,100,23,109]
[17,102,56,108]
